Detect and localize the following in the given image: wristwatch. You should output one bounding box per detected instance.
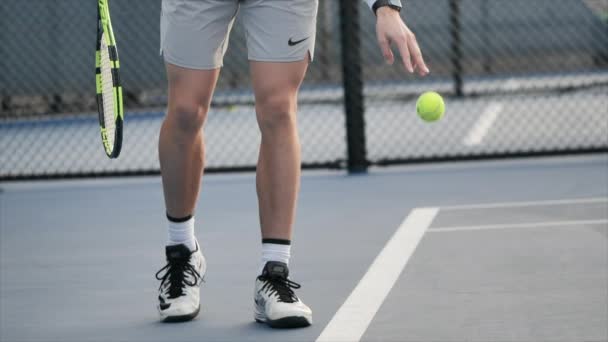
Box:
[372,0,402,15]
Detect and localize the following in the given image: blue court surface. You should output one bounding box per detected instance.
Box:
[1,155,607,341]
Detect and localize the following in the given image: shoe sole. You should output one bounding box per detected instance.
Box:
[255,316,311,329]
[161,306,200,323]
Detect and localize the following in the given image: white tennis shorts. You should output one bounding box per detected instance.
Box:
[160,0,318,69]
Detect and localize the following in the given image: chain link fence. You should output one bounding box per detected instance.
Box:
[361,0,608,165]
[1,0,607,180]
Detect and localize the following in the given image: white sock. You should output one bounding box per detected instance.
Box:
[259,240,291,275]
[167,215,196,252]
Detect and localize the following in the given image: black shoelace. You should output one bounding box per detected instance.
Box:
[155,256,201,299]
[258,275,301,303]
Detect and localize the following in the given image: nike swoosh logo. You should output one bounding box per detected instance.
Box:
[288,37,308,46]
[255,297,265,307]
[159,303,171,310]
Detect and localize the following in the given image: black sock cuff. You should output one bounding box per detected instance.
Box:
[262,238,291,245]
[167,213,193,223]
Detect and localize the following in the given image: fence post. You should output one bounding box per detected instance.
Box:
[481,0,492,74]
[339,0,367,173]
[449,0,463,97]
[0,2,6,113]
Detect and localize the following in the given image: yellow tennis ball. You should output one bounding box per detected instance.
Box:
[416,91,445,122]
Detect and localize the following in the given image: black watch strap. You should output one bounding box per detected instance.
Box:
[372,0,402,15]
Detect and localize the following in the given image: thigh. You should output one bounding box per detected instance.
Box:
[166,63,220,111]
[241,0,318,63]
[161,0,239,69]
[250,60,309,99]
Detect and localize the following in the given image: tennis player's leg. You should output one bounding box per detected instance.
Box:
[253,60,308,243]
[160,65,218,224]
[155,0,237,322]
[243,0,317,328]
[251,61,313,328]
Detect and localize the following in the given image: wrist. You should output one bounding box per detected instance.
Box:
[376,6,401,18]
[372,0,402,16]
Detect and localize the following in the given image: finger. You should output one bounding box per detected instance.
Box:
[379,38,394,65]
[396,35,413,73]
[408,34,429,76]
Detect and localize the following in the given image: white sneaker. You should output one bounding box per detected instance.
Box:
[155,242,206,322]
[254,261,312,328]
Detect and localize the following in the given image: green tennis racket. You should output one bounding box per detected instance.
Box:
[96,0,123,158]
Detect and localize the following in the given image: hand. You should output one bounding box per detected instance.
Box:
[376,7,429,76]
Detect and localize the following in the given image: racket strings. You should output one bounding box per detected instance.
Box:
[100,32,116,149]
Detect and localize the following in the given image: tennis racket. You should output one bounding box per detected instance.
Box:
[96,0,123,158]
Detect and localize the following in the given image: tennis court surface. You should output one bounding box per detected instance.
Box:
[1,155,606,342]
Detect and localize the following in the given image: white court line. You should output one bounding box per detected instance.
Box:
[428,219,608,233]
[463,102,503,146]
[501,78,521,91]
[440,197,608,211]
[316,208,439,342]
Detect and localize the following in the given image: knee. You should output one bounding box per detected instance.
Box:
[167,101,209,136]
[256,94,297,133]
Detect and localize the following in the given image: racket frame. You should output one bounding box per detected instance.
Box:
[96,0,123,158]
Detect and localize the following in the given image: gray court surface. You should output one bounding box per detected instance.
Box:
[1,155,607,342]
